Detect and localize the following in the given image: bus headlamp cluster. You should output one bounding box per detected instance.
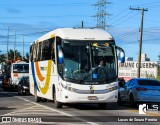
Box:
[108,86,118,91]
[61,83,118,94]
[61,83,77,92]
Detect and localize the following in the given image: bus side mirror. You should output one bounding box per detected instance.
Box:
[116,46,125,63]
[57,45,64,64]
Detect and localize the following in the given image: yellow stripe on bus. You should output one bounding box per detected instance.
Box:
[38,60,52,94]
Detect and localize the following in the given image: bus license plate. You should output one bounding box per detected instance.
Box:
[88,96,98,100]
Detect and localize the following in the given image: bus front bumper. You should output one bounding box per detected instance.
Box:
[57,89,118,103]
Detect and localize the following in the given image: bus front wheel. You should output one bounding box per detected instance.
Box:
[55,101,62,108]
[53,86,62,108]
[34,87,41,102]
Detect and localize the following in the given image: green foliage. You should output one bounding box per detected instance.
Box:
[0,54,6,63]
[8,49,22,60]
[158,53,160,81]
[0,49,29,63]
[157,66,160,81]
[146,73,155,79]
[26,52,29,61]
[22,52,29,63]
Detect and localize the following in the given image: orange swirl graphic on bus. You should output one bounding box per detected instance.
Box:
[35,60,52,94]
[35,62,45,82]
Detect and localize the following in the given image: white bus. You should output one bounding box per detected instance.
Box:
[0,64,4,75]
[10,61,29,88]
[4,61,29,89]
[29,28,125,108]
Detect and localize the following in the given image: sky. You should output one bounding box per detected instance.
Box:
[0,0,160,61]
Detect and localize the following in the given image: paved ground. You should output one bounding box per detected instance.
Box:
[0,86,160,125]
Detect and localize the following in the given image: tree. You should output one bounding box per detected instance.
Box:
[26,52,29,61]
[8,49,22,60]
[23,52,29,63]
[158,66,160,81]
[0,54,6,63]
[158,53,160,81]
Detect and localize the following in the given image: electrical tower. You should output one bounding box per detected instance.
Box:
[93,0,110,30]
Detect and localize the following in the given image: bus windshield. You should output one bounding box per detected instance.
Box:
[13,64,29,73]
[60,40,117,84]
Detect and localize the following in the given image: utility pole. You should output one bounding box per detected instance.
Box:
[92,0,110,30]
[6,26,9,61]
[130,7,148,78]
[22,36,24,60]
[14,30,16,60]
[81,21,84,28]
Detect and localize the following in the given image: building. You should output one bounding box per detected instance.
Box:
[125,57,133,61]
[141,53,150,61]
[118,54,157,81]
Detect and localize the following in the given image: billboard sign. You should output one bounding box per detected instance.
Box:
[118,61,158,81]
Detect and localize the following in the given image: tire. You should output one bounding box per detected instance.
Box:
[17,90,20,95]
[42,98,47,102]
[117,94,123,105]
[55,101,63,108]
[20,87,23,95]
[34,87,41,102]
[53,86,62,108]
[130,94,136,107]
[2,85,6,90]
[98,103,107,109]
[8,79,13,91]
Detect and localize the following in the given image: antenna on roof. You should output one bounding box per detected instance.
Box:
[81,21,84,28]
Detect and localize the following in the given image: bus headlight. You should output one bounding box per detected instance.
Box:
[61,83,77,92]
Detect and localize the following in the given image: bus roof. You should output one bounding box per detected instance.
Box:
[34,28,114,43]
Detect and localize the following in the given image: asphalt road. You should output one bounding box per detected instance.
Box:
[0,86,160,125]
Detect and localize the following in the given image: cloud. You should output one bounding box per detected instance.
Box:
[5,8,21,14]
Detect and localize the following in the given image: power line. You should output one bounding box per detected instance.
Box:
[111,13,138,27]
[109,8,128,21]
[0,30,51,37]
[109,11,133,25]
[115,29,139,40]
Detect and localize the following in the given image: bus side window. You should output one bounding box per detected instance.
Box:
[30,45,33,61]
[51,38,55,61]
[48,40,51,60]
[42,41,48,60]
[35,43,39,61]
[41,38,55,61]
[37,42,42,61]
[37,43,39,61]
[33,44,37,62]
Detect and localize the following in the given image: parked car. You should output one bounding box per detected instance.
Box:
[2,75,11,89]
[0,75,6,86]
[118,78,160,107]
[118,77,125,88]
[17,76,29,95]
